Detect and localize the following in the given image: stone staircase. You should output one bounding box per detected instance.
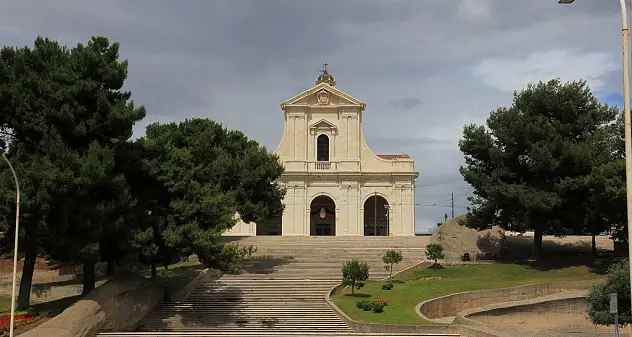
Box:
[105,236,445,337]
[232,236,429,280]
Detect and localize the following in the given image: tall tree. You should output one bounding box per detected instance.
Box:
[0,36,146,299]
[46,36,145,294]
[0,37,78,308]
[0,131,78,308]
[137,118,285,271]
[459,79,618,260]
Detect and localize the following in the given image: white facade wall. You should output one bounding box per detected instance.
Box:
[224,74,418,236]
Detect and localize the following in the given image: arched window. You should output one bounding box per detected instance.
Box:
[316,134,330,161]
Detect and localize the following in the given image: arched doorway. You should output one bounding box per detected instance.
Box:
[310,195,336,236]
[364,195,390,236]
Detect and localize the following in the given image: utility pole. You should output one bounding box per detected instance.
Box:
[451,192,455,219]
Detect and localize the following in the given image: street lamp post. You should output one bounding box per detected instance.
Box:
[559,0,632,322]
[1,152,20,337]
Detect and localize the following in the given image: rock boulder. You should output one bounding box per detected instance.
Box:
[430,216,505,261]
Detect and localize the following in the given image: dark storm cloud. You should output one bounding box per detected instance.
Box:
[0,0,624,231]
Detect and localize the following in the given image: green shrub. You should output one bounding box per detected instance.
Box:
[370,297,388,313]
[371,301,386,313]
[381,283,394,290]
[356,299,372,311]
[587,259,631,325]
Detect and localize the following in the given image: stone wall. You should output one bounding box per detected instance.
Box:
[466,297,586,322]
[19,272,163,337]
[417,279,602,320]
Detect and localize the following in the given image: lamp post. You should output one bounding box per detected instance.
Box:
[559,0,632,321]
[1,152,20,337]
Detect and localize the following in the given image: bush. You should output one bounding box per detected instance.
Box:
[371,297,389,307]
[356,297,389,313]
[587,259,631,325]
[381,283,393,290]
[371,301,386,313]
[356,299,372,311]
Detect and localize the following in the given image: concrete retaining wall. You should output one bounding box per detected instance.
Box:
[417,279,602,320]
[466,297,586,322]
[19,272,163,337]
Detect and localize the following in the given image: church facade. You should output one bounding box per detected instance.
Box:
[226,69,419,236]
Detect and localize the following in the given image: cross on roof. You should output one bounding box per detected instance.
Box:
[321,62,329,73]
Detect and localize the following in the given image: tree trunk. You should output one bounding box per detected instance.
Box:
[532,229,543,261]
[106,259,115,276]
[82,261,96,295]
[150,262,157,279]
[388,263,393,283]
[17,239,37,309]
[591,234,597,256]
[351,280,355,294]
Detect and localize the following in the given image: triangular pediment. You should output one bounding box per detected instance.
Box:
[281,82,365,109]
[309,119,337,130]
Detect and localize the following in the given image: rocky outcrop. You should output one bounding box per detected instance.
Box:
[430,216,505,261]
[19,272,163,337]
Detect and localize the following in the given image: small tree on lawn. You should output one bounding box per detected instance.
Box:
[342,259,370,295]
[425,243,445,268]
[586,259,631,326]
[382,250,403,285]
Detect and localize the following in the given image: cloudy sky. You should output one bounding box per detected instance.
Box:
[0,0,626,233]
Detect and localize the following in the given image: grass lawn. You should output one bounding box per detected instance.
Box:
[331,262,605,325]
[0,296,11,313]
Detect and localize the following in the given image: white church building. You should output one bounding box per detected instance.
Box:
[226,68,419,236]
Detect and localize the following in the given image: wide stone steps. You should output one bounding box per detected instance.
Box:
[124,237,433,336]
[136,326,352,333]
[135,277,350,333]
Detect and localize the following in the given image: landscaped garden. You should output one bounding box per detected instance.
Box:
[331,261,606,325]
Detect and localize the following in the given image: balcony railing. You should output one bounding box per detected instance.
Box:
[314,161,331,170]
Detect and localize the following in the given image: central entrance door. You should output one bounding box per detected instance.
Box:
[364,194,390,236]
[310,195,336,236]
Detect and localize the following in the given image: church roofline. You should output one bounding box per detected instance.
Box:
[280,82,365,110]
[376,154,411,160]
